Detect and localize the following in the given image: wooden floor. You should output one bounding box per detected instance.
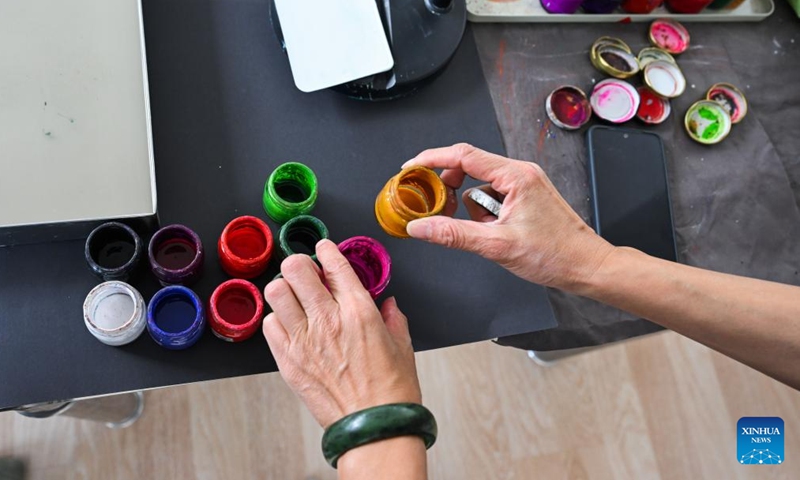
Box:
[2,331,799,479]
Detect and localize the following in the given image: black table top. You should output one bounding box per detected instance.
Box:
[0,0,558,410]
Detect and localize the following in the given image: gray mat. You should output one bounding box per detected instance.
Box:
[477,3,800,350]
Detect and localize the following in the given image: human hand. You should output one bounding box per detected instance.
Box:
[262,239,421,428]
[403,144,615,294]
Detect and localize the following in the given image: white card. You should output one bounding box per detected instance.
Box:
[274,0,394,93]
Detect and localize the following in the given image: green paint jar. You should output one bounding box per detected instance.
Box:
[278,215,329,259]
[263,162,318,224]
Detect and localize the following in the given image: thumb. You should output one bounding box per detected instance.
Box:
[407,216,501,259]
[380,297,412,346]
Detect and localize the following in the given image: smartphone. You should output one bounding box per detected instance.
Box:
[586,126,678,262]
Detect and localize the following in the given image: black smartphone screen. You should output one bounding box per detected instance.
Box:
[587,126,677,262]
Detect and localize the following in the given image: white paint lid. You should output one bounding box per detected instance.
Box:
[590,79,640,124]
[83,281,146,346]
[644,61,686,99]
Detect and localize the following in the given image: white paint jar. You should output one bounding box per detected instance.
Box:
[83,281,146,346]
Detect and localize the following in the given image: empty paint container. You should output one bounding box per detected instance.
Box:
[338,236,391,299]
[209,279,265,342]
[147,285,206,349]
[218,216,274,279]
[84,222,142,282]
[83,281,147,346]
[148,224,205,286]
[375,166,447,238]
[643,60,686,99]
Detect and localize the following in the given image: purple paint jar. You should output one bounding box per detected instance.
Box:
[148,224,204,286]
[581,0,623,13]
[338,236,391,299]
[541,0,584,13]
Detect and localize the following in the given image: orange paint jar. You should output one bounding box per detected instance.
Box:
[375,167,447,238]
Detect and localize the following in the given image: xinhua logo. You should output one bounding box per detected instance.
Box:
[737,417,784,465]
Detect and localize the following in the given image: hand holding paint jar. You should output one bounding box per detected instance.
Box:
[262,240,421,429]
[402,144,616,292]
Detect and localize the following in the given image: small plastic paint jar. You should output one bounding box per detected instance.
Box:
[643,60,686,99]
[148,224,205,286]
[540,0,584,13]
[706,83,747,124]
[83,281,147,346]
[684,100,732,145]
[208,279,265,342]
[621,0,663,13]
[85,222,143,282]
[590,79,640,124]
[217,216,274,279]
[338,236,391,299]
[278,215,330,259]
[375,166,448,239]
[636,86,671,125]
[648,19,691,54]
[581,0,622,14]
[263,162,319,224]
[146,285,206,350]
[546,86,592,131]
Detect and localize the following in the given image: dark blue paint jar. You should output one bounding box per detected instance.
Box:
[146,285,205,350]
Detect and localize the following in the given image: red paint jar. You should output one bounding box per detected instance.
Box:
[621,0,663,13]
[217,216,274,279]
[209,279,265,342]
[665,0,712,15]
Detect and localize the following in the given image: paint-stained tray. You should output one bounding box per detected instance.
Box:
[467,0,774,22]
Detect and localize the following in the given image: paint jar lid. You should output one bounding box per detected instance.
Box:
[209,279,265,342]
[637,47,677,68]
[636,86,671,124]
[684,100,732,145]
[592,36,633,54]
[706,83,748,124]
[545,86,592,131]
[590,38,640,79]
[649,19,690,55]
[83,281,147,346]
[643,60,686,99]
[590,79,640,124]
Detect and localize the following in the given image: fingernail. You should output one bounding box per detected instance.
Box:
[406,219,432,239]
[316,238,333,249]
[401,159,414,169]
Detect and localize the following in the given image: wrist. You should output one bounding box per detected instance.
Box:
[338,436,427,479]
[573,246,641,299]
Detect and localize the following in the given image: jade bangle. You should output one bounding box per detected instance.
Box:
[321,403,437,468]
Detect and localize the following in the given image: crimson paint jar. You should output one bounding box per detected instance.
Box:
[665,0,711,15]
[217,216,274,279]
[209,279,265,342]
[621,0,663,12]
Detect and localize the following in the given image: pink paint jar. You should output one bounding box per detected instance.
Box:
[338,236,391,299]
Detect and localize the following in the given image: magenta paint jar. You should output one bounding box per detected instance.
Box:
[148,224,205,286]
[541,0,584,14]
[338,236,391,299]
